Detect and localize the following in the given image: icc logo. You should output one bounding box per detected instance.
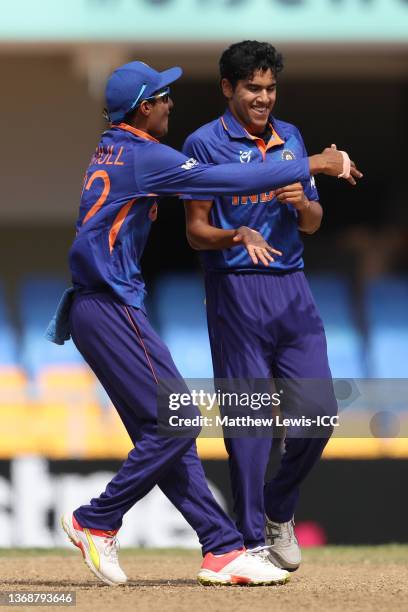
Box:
[239,150,252,163]
[282,149,296,161]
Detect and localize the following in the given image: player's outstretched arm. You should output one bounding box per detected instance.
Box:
[136,142,362,198]
[136,142,311,196]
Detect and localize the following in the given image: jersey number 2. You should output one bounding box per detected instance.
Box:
[81,168,136,254]
[82,170,111,225]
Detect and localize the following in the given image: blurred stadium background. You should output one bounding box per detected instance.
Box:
[0,0,407,548]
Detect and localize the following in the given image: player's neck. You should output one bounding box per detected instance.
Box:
[227,107,268,139]
[246,123,267,138]
[128,119,158,141]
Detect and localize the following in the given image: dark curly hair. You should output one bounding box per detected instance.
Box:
[219,41,284,88]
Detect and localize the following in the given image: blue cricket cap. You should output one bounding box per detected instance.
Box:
[105,61,182,123]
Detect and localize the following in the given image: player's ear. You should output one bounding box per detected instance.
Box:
[221,78,234,100]
[139,100,152,117]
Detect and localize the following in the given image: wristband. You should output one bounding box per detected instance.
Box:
[338,150,351,179]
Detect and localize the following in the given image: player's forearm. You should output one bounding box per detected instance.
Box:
[187,223,237,250]
[146,158,311,196]
[297,200,323,234]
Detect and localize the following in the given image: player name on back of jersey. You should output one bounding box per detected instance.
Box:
[91,145,125,167]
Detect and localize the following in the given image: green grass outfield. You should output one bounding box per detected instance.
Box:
[0,545,407,562]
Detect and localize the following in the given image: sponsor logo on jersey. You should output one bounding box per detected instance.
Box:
[239,150,252,163]
[310,176,316,189]
[281,149,296,161]
[181,158,199,170]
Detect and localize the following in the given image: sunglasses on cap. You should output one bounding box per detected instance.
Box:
[103,87,171,121]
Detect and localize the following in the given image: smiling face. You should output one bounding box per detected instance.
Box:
[222,68,277,135]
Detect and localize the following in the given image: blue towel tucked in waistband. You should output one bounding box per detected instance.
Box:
[44,287,75,345]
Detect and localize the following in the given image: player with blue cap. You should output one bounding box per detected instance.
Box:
[105,61,182,123]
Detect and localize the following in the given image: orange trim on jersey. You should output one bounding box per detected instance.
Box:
[245,123,285,161]
[254,140,267,161]
[108,199,136,253]
[221,115,285,160]
[220,117,229,131]
[82,170,111,225]
[266,125,285,150]
[113,123,159,143]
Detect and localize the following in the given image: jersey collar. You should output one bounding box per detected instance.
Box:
[220,109,285,151]
[111,123,159,143]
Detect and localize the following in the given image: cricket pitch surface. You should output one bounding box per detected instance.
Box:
[1,546,407,612]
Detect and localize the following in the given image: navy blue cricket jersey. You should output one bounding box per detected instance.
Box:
[69,122,311,309]
[182,109,319,273]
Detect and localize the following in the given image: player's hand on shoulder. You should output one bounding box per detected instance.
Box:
[275,183,309,211]
[233,226,282,267]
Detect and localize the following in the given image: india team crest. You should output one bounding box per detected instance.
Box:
[281,149,296,161]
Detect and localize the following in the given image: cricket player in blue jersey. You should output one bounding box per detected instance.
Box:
[56,59,360,587]
[183,41,362,571]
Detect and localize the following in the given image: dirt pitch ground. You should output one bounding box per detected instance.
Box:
[1,546,407,612]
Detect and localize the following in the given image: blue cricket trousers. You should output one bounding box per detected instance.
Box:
[205,271,337,549]
[69,291,243,555]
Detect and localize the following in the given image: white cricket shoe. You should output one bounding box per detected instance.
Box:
[197,548,290,586]
[265,516,301,571]
[61,512,127,586]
